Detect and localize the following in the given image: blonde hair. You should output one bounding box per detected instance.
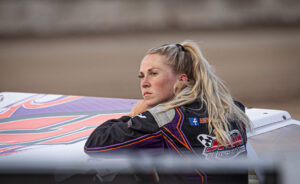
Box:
[147,40,251,145]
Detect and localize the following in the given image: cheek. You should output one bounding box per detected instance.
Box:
[154,77,176,96]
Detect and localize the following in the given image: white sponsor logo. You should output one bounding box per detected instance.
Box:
[197,130,246,160]
[136,114,147,119]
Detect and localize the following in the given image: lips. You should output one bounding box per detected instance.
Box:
[143,92,152,97]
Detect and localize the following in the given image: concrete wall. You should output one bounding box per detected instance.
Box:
[0,0,300,36]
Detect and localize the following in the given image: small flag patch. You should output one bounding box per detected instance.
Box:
[189,117,199,126]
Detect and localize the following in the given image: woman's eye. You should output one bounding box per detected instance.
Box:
[138,75,144,79]
[151,72,158,76]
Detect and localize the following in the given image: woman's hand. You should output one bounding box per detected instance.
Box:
[129,100,151,117]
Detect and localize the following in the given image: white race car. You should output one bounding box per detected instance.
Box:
[0,92,299,184]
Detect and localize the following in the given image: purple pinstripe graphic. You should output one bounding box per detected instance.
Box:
[177,108,207,184]
[129,134,164,149]
[85,130,163,150]
[177,108,195,153]
[166,109,207,183]
[162,131,180,152]
[164,110,185,144]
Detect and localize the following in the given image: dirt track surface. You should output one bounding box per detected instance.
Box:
[1,27,300,119]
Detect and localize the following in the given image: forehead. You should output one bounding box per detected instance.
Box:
[140,54,170,71]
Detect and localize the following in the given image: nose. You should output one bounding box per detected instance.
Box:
[141,76,150,88]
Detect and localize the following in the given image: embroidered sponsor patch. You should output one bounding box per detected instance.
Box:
[188,117,199,126]
[197,130,246,160]
[199,118,208,123]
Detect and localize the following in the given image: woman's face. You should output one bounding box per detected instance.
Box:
[139,54,179,107]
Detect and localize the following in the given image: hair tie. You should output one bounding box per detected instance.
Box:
[175,44,186,52]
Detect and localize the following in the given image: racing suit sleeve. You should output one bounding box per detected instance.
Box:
[84,111,162,153]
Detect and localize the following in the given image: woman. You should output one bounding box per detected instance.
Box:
[84,40,251,182]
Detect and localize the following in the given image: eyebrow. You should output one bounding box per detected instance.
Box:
[139,67,161,73]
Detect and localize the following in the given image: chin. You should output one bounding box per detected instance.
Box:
[144,99,158,108]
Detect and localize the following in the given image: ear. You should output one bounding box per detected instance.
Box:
[178,73,188,82]
[175,74,188,94]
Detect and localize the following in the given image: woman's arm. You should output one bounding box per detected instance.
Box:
[84,111,161,153]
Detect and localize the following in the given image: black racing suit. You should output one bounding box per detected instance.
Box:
[84,100,248,184]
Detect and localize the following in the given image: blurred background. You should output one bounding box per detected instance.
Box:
[0,0,300,119]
